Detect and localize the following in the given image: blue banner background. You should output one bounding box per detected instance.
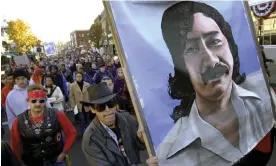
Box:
[109,1,261,149]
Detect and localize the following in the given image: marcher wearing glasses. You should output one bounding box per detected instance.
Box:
[6,70,52,130]
[81,82,153,166]
[10,84,77,166]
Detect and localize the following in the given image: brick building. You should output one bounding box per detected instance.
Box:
[70,30,91,49]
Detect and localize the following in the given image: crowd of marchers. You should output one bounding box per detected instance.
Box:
[1,50,157,166]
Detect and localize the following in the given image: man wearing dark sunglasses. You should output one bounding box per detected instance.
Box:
[81,82,152,166]
[10,84,77,166]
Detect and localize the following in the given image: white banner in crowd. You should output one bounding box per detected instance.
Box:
[14,55,30,66]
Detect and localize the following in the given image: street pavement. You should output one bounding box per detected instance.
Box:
[2,124,91,166]
[2,121,149,166]
[2,122,276,166]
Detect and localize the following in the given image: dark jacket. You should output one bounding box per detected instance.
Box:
[83,74,93,84]
[84,62,92,73]
[93,70,113,84]
[106,65,117,78]
[82,110,146,166]
[88,69,98,78]
[1,141,21,166]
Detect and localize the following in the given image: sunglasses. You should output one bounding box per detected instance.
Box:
[30,99,46,104]
[94,99,117,112]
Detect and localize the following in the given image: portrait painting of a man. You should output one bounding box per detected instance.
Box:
[44,42,56,56]
[156,1,274,165]
[106,1,276,166]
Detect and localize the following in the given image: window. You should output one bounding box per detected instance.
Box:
[79,40,84,46]
[261,35,276,45]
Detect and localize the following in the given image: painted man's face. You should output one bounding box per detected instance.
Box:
[183,13,233,100]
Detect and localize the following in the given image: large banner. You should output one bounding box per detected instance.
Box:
[44,42,57,56]
[106,1,276,165]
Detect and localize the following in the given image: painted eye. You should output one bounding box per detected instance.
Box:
[209,39,222,45]
[186,47,199,53]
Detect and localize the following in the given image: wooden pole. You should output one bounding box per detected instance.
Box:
[102,1,155,157]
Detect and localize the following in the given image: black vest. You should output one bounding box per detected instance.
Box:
[17,108,64,166]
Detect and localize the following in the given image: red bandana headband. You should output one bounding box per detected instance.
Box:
[28,90,47,99]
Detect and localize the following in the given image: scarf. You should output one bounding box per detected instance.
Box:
[77,81,84,91]
[46,85,56,97]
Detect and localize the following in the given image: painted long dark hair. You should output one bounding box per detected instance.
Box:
[161,1,246,123]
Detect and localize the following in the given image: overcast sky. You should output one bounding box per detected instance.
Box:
[1,0,104,43]
[1,0,268,43]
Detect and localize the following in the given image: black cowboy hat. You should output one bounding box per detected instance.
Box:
[80,82,117,105]
[13,69,28,79]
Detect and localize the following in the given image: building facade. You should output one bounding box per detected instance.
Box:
[252,12,276,45]
[94,10,116,55]
[70,30,91,49]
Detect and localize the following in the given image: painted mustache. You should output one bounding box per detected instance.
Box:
[201,63,229,84]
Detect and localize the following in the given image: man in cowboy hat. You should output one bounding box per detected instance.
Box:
[81,82,151,166]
